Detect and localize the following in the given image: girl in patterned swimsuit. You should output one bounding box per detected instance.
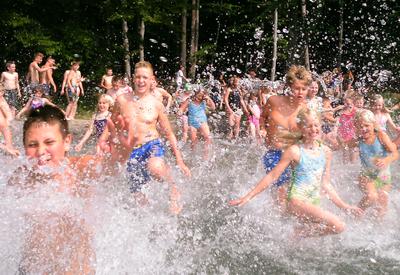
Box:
[16,86,60,119]
[75,94,113,152]
[230,108,362,238]
[355,109,398,218]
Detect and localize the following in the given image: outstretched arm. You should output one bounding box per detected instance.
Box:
[75,116,95,152]
[321,147,363,215]
[229,146,296,207]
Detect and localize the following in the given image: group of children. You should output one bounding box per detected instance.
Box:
[1,59,400,272]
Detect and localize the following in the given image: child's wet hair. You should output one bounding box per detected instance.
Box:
[355,109,376,125]
[297,107,321,128]
[286,65,312,86]
[135,61,154,74]
[23,105,69,144]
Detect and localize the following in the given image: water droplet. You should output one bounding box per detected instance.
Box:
[149,38,158,43]
[159,56,168,62]
[294,53,300,58]
[161,43,168,48]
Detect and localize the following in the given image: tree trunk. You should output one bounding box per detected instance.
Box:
[139,18,145,61]
[122,19,131,80]
[189,0,199,79]
[180,2,187,72]
[338,0,344,66]
[271,8,278,81]
[301,0,310,70]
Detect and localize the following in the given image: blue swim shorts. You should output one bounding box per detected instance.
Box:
[126,139,165,193]
[262,149,292,187]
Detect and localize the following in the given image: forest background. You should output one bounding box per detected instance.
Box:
[1,0,399,112]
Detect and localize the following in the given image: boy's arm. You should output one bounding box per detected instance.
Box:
[157,103,191,177]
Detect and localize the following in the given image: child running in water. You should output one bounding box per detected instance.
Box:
[11,105,98,274]
[0,83,19,156]
[337,91,358,163]
[65,61,84,120]
[355,109,398,218]
[243,92,261,143]
[179,86,215,159]
[371,94,400,145]
[75,94,113,152]
[230,108,362,238]
[16,86,60,119]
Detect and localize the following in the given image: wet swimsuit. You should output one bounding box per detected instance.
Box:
[359,137,391,188]
[4,89,19,108]
[338,109,356,142]
[228,89,242,114]
[263,149,292,187]
[248,102,260,127]
[31,97,45,110]
[288,145,326,205]
[94,112,110,139]
[188,101,207,129]
[126,139,165,193]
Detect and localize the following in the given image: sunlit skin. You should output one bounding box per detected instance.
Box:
[105,64,190,214]
[24,122,71,167]
[179,90,215,159]
[75,97,111,152]
[355,115,398,217]
[101,69,113,90]
[230,114,362,238]
[19,118,97,274]
[261,79,309,150]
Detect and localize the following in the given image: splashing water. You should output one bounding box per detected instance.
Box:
[1,122,400,274]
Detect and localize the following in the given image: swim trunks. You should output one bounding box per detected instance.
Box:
[126,139,165,192]
[262,149,292,187]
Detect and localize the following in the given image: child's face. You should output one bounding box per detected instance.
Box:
[354,98,364,108]
[344,98,354,109]
[24,122,71,167]
[7,64,16,72]
[134,67,153,94]
[34,90,43,97]
[195,91,205,101]
[98,98,110,112]
[112,80,120,90]
[290,80,309,102]
[107,69,113,76]
[374,99,384,111]
[301,115,321,141]
[308,81,318,98]
[356,119,374,140]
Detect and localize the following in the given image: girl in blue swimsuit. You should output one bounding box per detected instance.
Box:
[355,109,398,218]
[179,86,216,159]
[230,108,362,238]
[75,94,113,152]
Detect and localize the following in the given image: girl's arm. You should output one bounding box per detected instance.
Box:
[385,113,400,133]
[160,89,173,112]
[321,147,363,215]
[15,100,32,119]
[224,89,233,113]
[75,116,95,152]
[229,146,298,207]
[178,98,189,115]
[205,95,216,111]
[376,130,399,168]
